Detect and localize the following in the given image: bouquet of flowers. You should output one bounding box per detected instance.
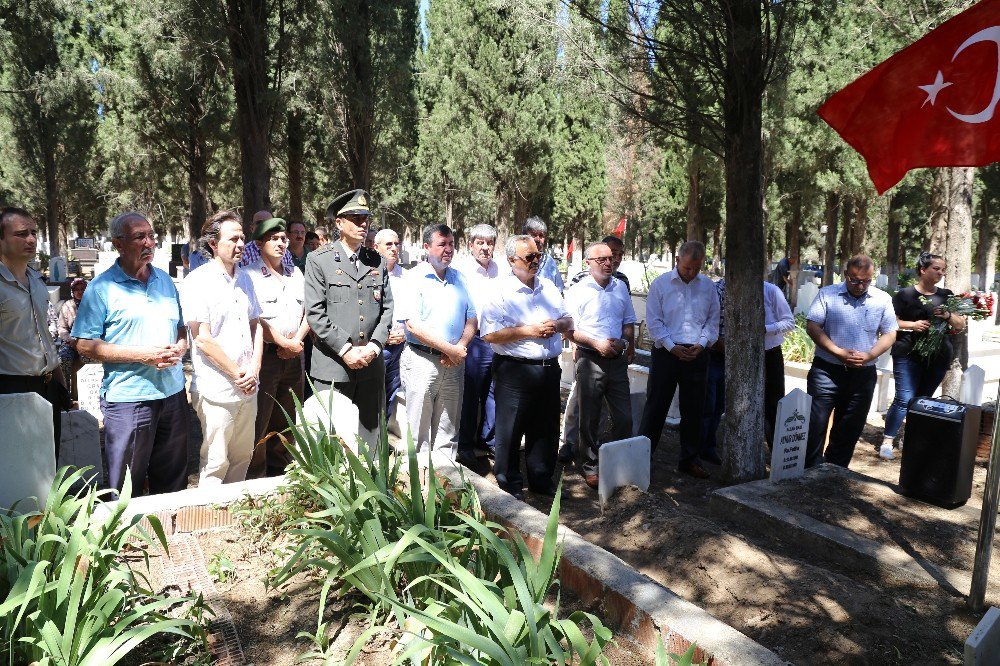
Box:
[913,291,994,359]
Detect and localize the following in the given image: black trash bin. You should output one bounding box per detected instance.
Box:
[899,397,981,508]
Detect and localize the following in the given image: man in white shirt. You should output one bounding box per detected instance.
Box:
[182,210,264,485]
[398,224,477,458]
[245,218,309,478]
[453,223,501,466]
[374,228,407,420]
[639,241,719,479]
[565,242,636,489]
[480,235,573,500]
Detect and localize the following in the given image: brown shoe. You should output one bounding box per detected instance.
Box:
[678,462,710,479]
[585,474,599,489]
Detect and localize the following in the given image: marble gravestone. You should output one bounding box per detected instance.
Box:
[770,388,812,482]
[60,410,104,485]
[0,393,57,511]
[961,365,986,407]
[598,436,651,507]
[76,363,104,423]
[302,390,361,453]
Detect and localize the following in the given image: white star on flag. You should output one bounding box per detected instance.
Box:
[918,70,953,107]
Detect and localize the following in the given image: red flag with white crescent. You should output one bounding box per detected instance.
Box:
[613,217,627,238]
[818,0,1000,194]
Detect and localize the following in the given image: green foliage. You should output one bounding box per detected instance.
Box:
[206,552,237,584]
[271,391,614,664]
[654,637,703,666]
[0,467,207,665]
[781,313,815,363]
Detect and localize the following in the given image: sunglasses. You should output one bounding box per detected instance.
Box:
[845,277,872,286]
[514,252,543,263]
[586,256,613,265]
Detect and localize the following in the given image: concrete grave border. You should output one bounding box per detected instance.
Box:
[710,463,987,597]
[109,468,785,665]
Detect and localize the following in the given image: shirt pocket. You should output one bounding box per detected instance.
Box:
[863,308,882,334]
[327,281,348,304]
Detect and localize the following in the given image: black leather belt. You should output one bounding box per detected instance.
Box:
[409,343,443,356]
[495,353,560,367]
[0,371,55,386]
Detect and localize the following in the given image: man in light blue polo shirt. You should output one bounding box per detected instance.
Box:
[397,223,476,458]
[74,212,189,495]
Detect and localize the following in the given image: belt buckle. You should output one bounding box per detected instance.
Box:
[42,371,53,383]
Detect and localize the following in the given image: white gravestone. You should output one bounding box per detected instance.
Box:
[795,282,820,316]
[0,393,57,511]
[76,364,104,423]
[966,606,1000,666]
[598,435,651,507]
[60,410,104,485]
[770,388,812,482]
[961,365,986,407]
[302,389,361,453]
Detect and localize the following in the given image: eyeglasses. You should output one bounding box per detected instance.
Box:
[514,252,543,263]
[586,256,613,265]
[845,277,872,286]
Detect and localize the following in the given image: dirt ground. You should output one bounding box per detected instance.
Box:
[506,417,994,666]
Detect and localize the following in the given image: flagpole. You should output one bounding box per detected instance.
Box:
[969,382,1000,611]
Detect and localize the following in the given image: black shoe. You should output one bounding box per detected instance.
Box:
[530,484,559,497]
[702,452,722,466]
[557,444,575,464]
[455,452,479,468]
[678,462,711,479]
[510,489,525,501]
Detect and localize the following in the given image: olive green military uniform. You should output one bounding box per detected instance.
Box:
[305,240,393,444]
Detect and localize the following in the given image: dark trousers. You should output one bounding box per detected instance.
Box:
[491,356,560,493]
[702,350,725,456]
[249,348,303,478]
[805,357,877,468]
[0,373,67,461]
[576,352,632,476]
[764,346,786,448]
[458,335,495,455]
[383,341,404,419]
[639,346,708,466]
[101,390,189,495]
[311,356,385,447]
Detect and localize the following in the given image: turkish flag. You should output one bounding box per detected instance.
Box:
[567,239,575,258]
[613,216,627,237]
[818,0,1000,194]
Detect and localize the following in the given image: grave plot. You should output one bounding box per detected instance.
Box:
[525,418,991,665]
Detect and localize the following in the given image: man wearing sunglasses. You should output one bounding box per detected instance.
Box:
[480,235,573,500]
[804,254,897,468]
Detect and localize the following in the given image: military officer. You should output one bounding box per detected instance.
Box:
[304,189,393,446]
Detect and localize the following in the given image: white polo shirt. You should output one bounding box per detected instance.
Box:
[181,261,262,403]
[479,273,568,360]
[245,259,305,339]
[565,275,636,341]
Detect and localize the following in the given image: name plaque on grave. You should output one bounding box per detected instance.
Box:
[76,364,105,423]
[770,388,812,482]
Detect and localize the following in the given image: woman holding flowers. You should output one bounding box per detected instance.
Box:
[881,252,966,460]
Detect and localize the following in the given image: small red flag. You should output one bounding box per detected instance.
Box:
[613,216,627,238]
[818,0,1000,194]
[567,239,575,258]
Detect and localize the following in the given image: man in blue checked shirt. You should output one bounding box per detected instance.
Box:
[804,254,897,468]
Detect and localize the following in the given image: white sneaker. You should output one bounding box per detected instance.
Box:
[879,443,896,460]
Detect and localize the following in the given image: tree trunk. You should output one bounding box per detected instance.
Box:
[851,196,867,256]
[886,194,902,291]
[939,167,975,398]
[336,0,374,190]
[42,140,61,259]
[927,168,950,254]
[287,109,304,222]
[187,82,209,241]
[225,0,273,229]
[788,193,801,306]
[974,212,997,291]
[711,224,723,275]
[822,192,839,287]
[838,195,853,265]
[444,175,454,229]
[686,148,704,243]
[720,0,767,484]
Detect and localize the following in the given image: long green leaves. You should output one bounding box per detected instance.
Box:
[269,389,614,665]
[0,467,206,666]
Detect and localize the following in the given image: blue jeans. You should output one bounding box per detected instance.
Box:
[458,335,495,455]
[805,358,877,468]
[883,353,950,439]
[702,351,726,457]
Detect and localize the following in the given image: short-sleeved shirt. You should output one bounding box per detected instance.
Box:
[72,262,185,402]
[806,283,897,366]
[454,255,500,323]
[398,262,476,346]
[0,263,59,375]
[891,286,954,359]
[536,252,564,292]
[245,259,305,339]
[480,273,568,360]
[181,261,262,403]
[564,275,636,341]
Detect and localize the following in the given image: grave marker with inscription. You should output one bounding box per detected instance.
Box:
[76,364,104,423]
[770,388,812,482]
